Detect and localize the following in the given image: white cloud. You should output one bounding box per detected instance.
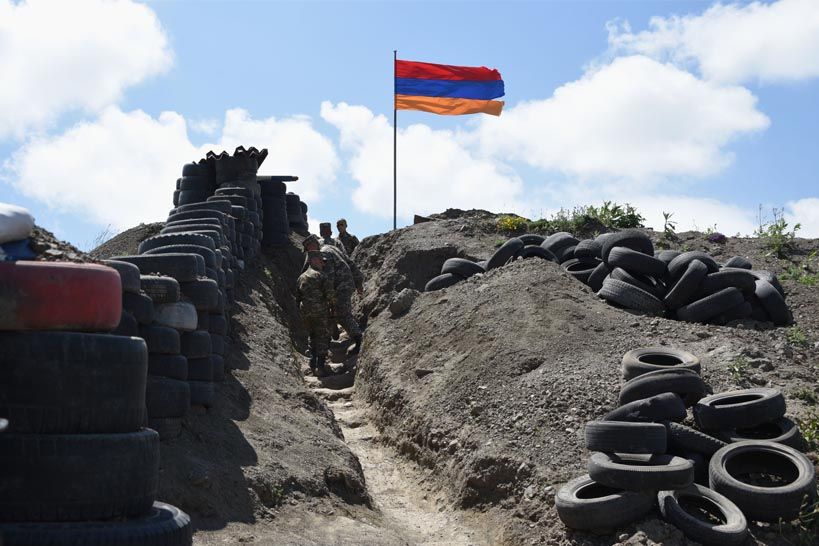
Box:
[321,101,525,220]
[188,118,220,136]
[0,0,172,139]
[211,109,338,203]
[785,197,819,237]
[3,107,340,231]
[474,55,769,182]
[627,194,758,236]
[608,0,819,84]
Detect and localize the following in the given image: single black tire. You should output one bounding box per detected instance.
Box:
[610,267,666,299]
[589,452,694,491]
[153,302,198,332]
[681,451,710,486]
[145,376,190,418]
[709,441,816,522]
[541,232,579,255]
[0,429,159,521]
[676,287,744,323]
[574,239,602,260]
[112,310,139,336]
[698,268,756,297]
[621,347,701,381]
[554,474,654,531]
[603,393,686,423]
[724,256,752,269]
[656,250,682,265]
[164,217,223,232]
[597,278,665,315]
[209,313,227,335]
[713,301,753,325]
[186,357,213,381]
[668,251,720,279]
[487,238,524,270]
[425,273,461,292]
[441,258,484,278]
[0,501,192,545]
[179,279,220,311]
[101,260,140,294]
[148,419,183,442]
[166,209,227,228]
[619,368,706,407]
[715,417,804,450]
[189,380,215,407]
[180,331,211,359]
[665,422,727,456]
[139,325,181,354]
[584,421,667,454]
[173,200,232,216]
[519,245,557,262]
[586,262,610,292]
[0,332,147,434]
[600,229,653,263]
[160,224,224,246]
[175,190,210,206]
[138,233,215,254]
[123,291,154,325]
[754,279,790,325]
[750,270,785,297]
[211,354,225,382]
[664,259,709,310]
[519,234,545,246]
[211,334,225,356]
[556,245,576,263]
[562,258,601,284]
[147,353,187,381]
[694,388,786,431]
[196,310,210,331]
[140,275,180,304]
[608,246,667,277]
[178,174,212,191]
[658,484,748,546]
[112,254,203,282]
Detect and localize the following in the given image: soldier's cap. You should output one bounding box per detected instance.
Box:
[307,250,324,260]
[302,234,319,249]
[336,218,347,227]
[319,222,331,229]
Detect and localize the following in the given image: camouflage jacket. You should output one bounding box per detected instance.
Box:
[321,244,363,292]
[321,236,346,255]
[296,267,334,317]
[336,232,359,255]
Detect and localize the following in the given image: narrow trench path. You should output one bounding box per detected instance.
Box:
[305,359,492,546]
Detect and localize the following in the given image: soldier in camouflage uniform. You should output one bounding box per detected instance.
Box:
[319,222,346,254]
[303,234,365,353]
[297,249,335,377]
[336,218,359,256]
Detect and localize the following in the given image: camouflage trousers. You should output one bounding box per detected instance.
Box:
[333,289,361,338]
[303,313,330,358]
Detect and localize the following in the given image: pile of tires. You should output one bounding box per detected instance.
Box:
[424,234,557,291]
[556,346,816,543]
[259,175,297,246]
[424,229,793,327]
[0,261,191,545]
[286,192,309,235]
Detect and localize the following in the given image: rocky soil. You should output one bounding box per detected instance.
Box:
[352,210,819,545]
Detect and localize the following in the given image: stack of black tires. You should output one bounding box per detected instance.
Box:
[556,346,816,544]
[286,192,309,235]
[258,175,296,246]
[424,229,793,327]
[0,261,191,545]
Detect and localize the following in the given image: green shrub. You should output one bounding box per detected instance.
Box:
[495,215,529,233]
[787,326,809,347]
[756,206,801,258]
[527,202,644,237]
[781,251,819,286]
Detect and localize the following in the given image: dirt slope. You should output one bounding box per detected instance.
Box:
[353,214,819,545]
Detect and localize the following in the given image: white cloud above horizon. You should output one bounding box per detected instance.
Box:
[3,107,339,231]
[608,0,819,84]
[0,0,172,139]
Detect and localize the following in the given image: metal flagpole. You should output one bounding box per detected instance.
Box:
[393,49,397,231]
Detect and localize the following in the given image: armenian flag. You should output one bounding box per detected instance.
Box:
[395,59,505,116]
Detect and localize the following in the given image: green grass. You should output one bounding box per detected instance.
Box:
[798,409,819,452]
[793,388,819,406]
[781,251,819,286]
[501,201,645,238]
[787,325,810,347]
[755,206,801,258]
[727,357,750,384]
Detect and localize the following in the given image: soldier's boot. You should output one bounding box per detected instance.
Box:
[350,333,363,354]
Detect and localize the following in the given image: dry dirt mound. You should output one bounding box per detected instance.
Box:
[90,222,163,258]
[354,219,819,545]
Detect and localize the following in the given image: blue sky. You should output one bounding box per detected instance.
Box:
[1,0,818,249]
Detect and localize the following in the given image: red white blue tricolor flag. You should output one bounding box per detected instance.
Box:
[395,59,505,116]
